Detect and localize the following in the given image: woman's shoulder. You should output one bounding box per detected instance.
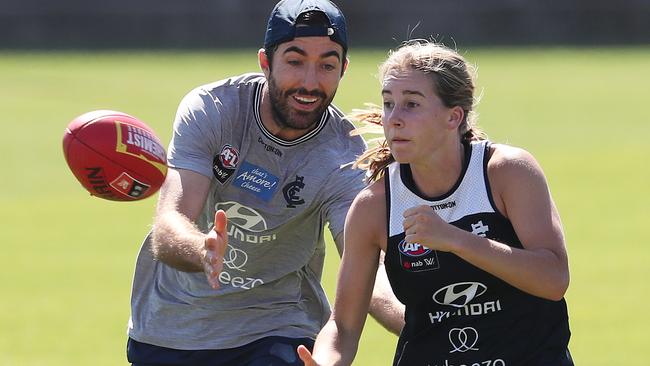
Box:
[485,143,550,218]
[347,175,388,249]
[487,143,549,193]
[349,176,387,222]
[359,175,387,201]
[488,143,542,174]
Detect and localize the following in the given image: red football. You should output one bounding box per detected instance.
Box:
[62,110,168,201]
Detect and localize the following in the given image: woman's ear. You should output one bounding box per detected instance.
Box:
[448,106,465,130]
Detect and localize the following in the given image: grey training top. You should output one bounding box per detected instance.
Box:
[128,73,366,350]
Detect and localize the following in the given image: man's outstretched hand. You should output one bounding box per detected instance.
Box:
[203,209,228,289]
[297,345,319,366]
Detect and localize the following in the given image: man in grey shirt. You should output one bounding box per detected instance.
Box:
[127,1,404,365]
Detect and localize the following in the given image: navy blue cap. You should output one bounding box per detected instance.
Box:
[264,0,348,52]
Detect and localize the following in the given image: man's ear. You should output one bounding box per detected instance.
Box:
[341,57,349,78]
[258,48,270,78]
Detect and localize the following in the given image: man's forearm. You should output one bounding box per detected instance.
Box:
[151,210,206,272]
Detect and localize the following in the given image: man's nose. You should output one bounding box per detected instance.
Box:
[301,65,319,91]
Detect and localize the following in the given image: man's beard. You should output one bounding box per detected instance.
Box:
[267,73,336,132]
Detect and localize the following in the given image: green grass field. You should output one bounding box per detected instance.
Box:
[1,47,649,365]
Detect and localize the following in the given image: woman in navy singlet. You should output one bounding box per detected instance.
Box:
[298,40,573,366]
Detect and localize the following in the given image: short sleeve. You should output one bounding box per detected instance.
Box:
[167,87,223,178]
[324,134,367,242]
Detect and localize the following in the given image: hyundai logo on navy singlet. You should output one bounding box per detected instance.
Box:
[433,282,487,308]
[398,239,440,272]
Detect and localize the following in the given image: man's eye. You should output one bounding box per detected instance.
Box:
[383,101,394,109]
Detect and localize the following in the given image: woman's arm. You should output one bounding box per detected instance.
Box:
[403,145,569,300]
[300,182,388,365]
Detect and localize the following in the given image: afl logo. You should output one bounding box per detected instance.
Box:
[219,144,239,169]
[398,240,432,257]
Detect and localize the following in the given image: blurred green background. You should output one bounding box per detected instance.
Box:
[1,48,649,365]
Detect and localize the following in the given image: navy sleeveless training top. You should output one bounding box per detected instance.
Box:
[384,140,573,366]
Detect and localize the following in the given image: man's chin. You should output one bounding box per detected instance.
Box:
[285,111,322,130]
[285,121,317,131]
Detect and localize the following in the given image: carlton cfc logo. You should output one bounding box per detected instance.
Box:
[398,240,432,257]
[219,144,239,169]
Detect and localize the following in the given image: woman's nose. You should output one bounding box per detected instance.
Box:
[387,108,404,127]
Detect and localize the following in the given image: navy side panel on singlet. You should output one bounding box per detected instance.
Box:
[384,140,572,366]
